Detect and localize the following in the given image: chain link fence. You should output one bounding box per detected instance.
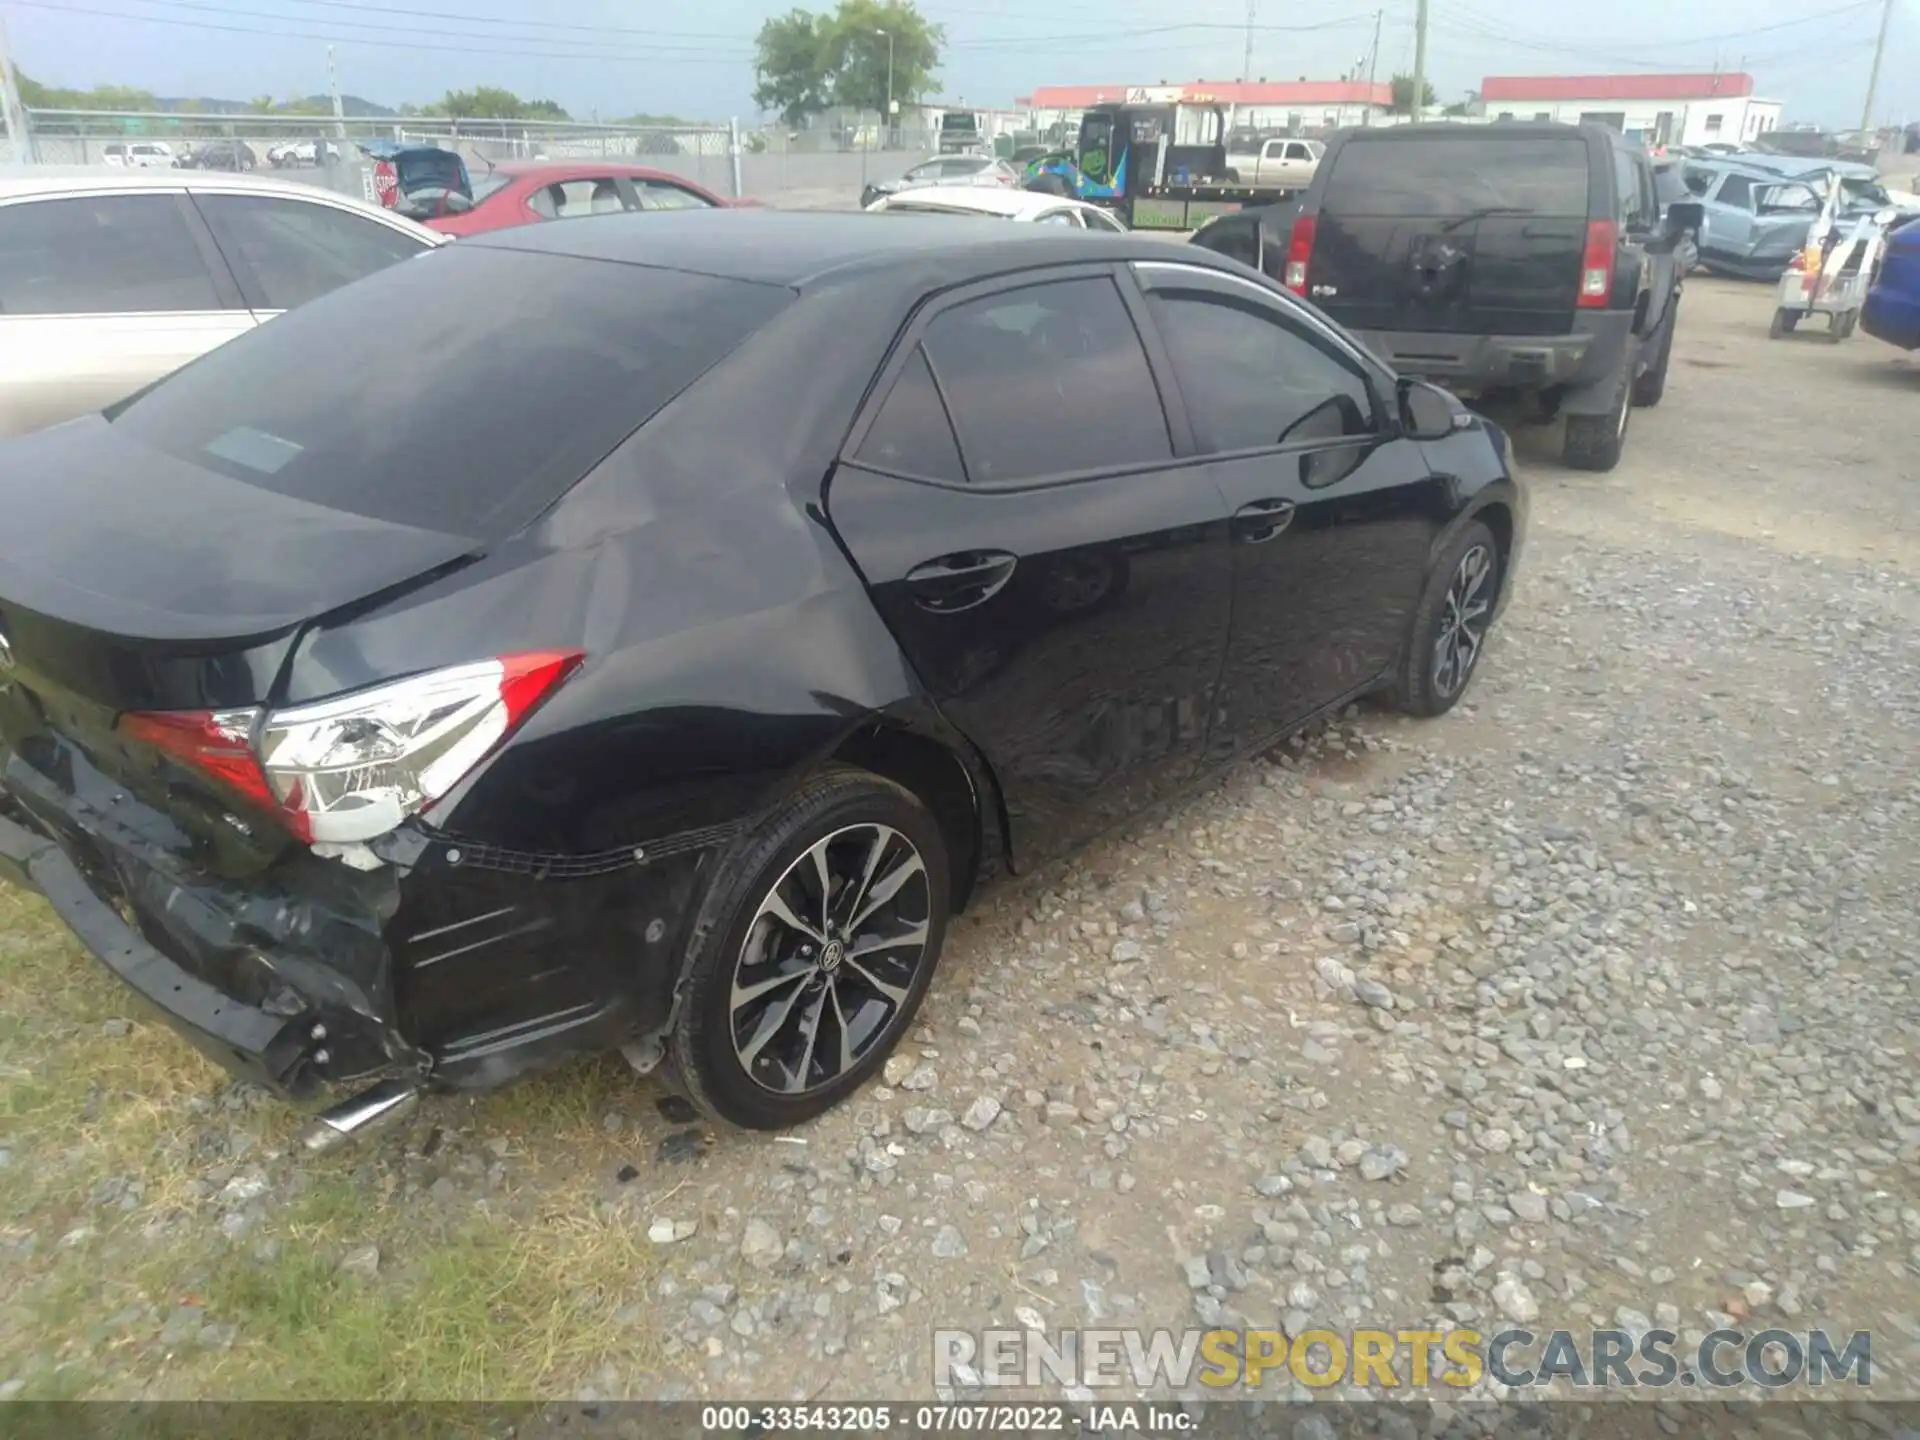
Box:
[6,108,961,209]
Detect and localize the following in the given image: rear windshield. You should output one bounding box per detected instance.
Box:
[109,244,792,537]
[1321,136,1590,218]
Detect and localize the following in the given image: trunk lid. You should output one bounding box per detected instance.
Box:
[0,417,479,867]
[1311,132,1593,337]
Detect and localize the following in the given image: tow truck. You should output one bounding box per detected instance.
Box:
[1029,93,1303,231]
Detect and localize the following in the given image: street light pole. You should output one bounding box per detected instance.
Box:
[875,28,894,151]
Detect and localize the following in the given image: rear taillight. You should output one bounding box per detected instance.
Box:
[118,651,581,847]
[1284,213,1317,295]
[1578,219,1618,307]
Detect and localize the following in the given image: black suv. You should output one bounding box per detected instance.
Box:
[1269,122,1700,471]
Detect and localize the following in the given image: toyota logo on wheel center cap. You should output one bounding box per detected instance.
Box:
[820,939,845,972]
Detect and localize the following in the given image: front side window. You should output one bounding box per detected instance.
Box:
[1146,289,1376,457]
[195,194,427,311]
[923,276,1170,485]
[0,194,223,315]
[1713,173,1755,209]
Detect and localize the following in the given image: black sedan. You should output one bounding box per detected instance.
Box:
[0,211,1524,1142]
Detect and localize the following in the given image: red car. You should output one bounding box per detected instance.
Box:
[425,161,753,237]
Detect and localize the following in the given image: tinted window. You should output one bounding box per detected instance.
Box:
[1147,291,1375,455]
[941,157,992,177]
[109,245,792,537]
[1682,165,1713,196]
[1614,152,1650,229]
[196,194,427,311]
[856,347,964,483]
[1321,137,1590,218]
[1714,173,1755,209]
[0,194,223,315]
[1653,164,1688,206]
[924,277,1169,484]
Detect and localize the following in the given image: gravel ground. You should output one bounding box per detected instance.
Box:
[0,276,1915,1404]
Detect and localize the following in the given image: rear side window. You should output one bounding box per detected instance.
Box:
[109,245,793,537]
[1714,174,1755,209]
[856,347,965,483]
[0,194,224,315]
[1320,137,1590,218]
[922,276,1170,484]
[195,194,427,311]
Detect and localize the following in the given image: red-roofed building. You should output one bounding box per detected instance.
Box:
[1016,80,1393,133]
[1477,73,1781,147]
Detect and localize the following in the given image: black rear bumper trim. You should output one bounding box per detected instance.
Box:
[0,809,319,1097]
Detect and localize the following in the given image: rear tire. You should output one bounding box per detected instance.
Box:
[1769,307,1799,338]
[1387,520,1501,718]
[1631,301,1678,408]
[668,767,952,1131]
[1562,357,1632,472]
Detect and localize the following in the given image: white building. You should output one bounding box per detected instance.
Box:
[1016,81,1393,141]
[1479,73,1783,148]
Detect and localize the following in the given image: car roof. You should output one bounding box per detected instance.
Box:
[0,165,326,202]
[468,207,1210,288]
[872,186,1098,219]
[486,160,689,182]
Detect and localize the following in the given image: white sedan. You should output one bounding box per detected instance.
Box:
[864,185,1128,231]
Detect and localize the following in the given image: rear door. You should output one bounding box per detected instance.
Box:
[189,190,433,320]
[824,267,1236,863]
[0,190,253,439]
[1308,132,1593,335]
[1132,260,1446,756]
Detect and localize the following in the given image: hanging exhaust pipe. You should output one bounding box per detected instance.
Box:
[295,1078,421,1156]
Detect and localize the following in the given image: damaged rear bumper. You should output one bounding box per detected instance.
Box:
[0,805,361,1098]
[0,759,425,1101]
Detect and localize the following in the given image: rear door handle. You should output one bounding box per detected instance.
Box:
[1232,498,1296,544]
[904,550,1018,612]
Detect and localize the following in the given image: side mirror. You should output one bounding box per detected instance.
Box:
[1398,378,1460,441]
[1665,200,1704,236]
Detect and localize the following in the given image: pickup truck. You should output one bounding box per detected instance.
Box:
[1225,136,1322,189]
[1278,121,1700,472]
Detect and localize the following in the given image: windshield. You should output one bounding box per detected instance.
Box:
[467,171,513,204]
[1321,136,1589,218]
[941,114,978,132]
[108,245,794,539]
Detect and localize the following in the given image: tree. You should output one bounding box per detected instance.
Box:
[752,9,835,126]
[824,0,943,117]
[1390,73,1437,115]
[1443,88,1480,117]
[423,87,570,121]
[752,0,943,125]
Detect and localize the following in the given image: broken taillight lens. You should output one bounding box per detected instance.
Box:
[119,651,582,846]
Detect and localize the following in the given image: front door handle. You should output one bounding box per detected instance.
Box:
[904,550,1018,612]
[1232,498,1296,544]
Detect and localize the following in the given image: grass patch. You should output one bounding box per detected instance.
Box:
[200,1206,661,1398]
[0,880,670,1400]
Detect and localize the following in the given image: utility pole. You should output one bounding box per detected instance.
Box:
[1410,0,1429,124]
[1860,0,1894,134]
[1242,0,1256,83]
[327,44,346,139]
[1364,9,1383,126]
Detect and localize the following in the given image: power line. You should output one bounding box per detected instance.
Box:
[105,0,749,54]
[3,0,754,62]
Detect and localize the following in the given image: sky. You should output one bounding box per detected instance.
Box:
[4,0,1913,130]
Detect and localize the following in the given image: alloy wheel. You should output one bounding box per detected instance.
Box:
[1431,543,1494,699]
[729,824,932,1095]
